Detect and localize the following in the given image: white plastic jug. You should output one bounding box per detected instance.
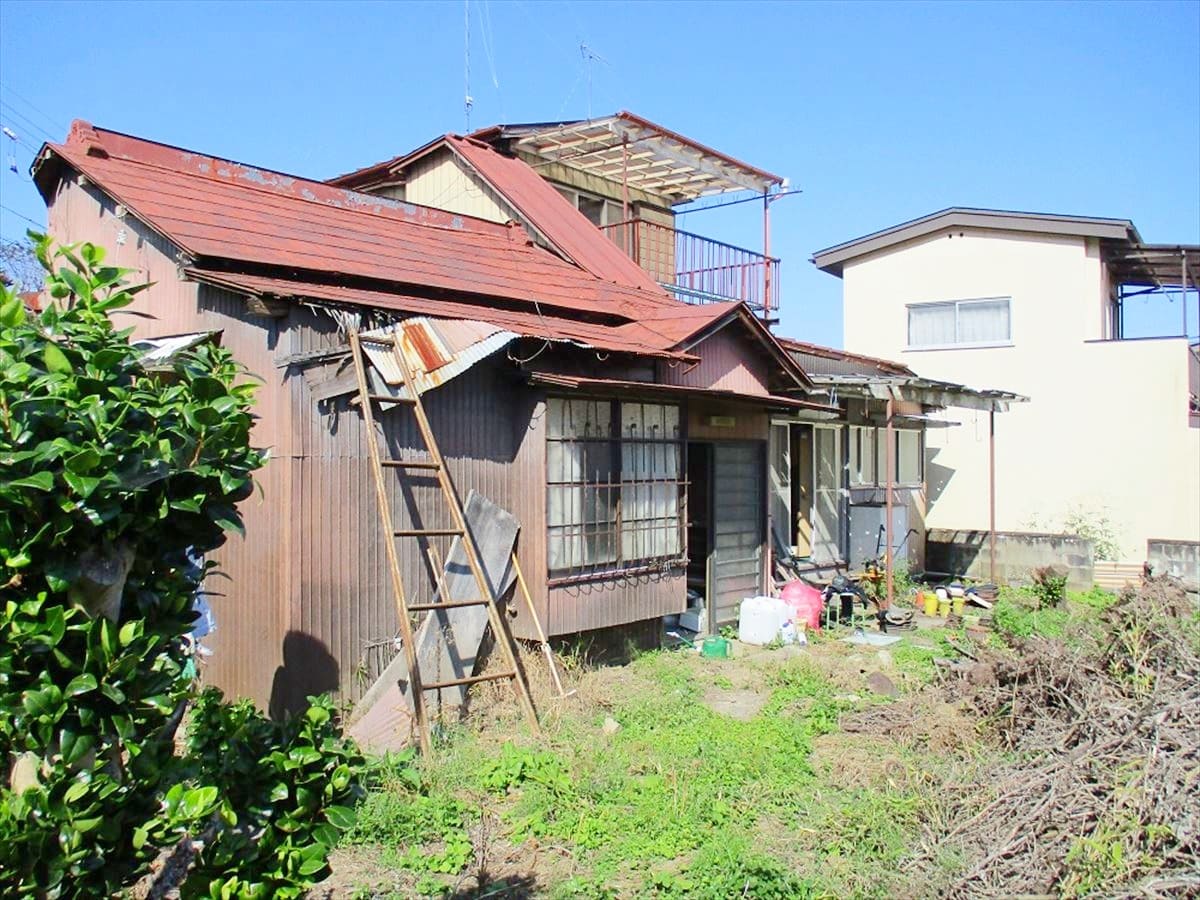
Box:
[738,596,789,645]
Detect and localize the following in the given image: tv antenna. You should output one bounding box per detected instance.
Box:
[579,42,608,118]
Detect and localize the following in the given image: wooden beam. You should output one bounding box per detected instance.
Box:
[245,295,290,318]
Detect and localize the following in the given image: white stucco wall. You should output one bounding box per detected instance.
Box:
[841,226,1200,561]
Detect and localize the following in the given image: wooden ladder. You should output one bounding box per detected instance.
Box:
[348,328,540,755]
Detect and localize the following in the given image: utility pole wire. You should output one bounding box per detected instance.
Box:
[463,0,473,132]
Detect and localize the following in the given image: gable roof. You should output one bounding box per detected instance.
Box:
[33,121,678,325]
[328,134,663,292]
[812,207,1141,277]
[33,121,812,391]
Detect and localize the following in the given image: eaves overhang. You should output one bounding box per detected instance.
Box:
[812,207,1141,277]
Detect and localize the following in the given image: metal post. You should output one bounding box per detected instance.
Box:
[762,192,771,314]
[1183,250,1189,338]
[621,137,630,257]
[885,395,894,609]
[989,409,997,583]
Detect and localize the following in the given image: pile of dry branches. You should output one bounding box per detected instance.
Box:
[909,577,1199,898]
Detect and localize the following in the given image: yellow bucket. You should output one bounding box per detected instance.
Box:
[937,597,951,617]
[922,592,938,616]
[952,596,966,616]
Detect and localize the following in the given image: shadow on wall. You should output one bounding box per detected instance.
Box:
[925,446,955,509]
[269,631,340,721]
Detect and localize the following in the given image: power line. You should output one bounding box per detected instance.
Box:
[0,100,56,143]
[0,84,68,137]
[0,203,46,230]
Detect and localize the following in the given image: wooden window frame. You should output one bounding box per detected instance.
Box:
[546,396,686,585]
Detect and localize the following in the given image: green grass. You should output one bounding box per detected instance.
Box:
[991,585,1118,641]
[341,652,928,897]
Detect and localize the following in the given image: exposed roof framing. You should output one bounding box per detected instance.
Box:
[480,111,785,204]
[1103,242,1200,290]
[811,373,1027,414]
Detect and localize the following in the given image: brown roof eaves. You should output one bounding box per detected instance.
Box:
[777,336,914,377]
[812,207,1141,277]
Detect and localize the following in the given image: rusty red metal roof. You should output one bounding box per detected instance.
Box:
[525,372,837,414]
[34,121,679,323]
[184,268,698,362]
[328,134,663,292]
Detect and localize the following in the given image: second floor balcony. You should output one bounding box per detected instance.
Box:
[601,216,781,318]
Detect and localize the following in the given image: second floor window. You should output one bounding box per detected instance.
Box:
[554,185,624,228]
[907,297,1011,349]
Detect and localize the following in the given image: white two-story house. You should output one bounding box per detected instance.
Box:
[814,208,1199,566]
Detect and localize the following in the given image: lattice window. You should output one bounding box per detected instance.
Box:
[546,397,684,579]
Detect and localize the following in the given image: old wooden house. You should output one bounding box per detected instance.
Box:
[34,119,831,710]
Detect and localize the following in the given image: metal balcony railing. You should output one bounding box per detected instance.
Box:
[600,217,780,317]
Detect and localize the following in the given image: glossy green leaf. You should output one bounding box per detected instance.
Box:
[43,342,72,374]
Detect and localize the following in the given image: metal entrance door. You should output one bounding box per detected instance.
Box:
[709,442,765,628]
[811,426,843,563]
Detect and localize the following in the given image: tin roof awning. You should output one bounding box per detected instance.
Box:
[812,374,1028,413]
[484,111,785,203]
[526,372,839,416]
[1102,242,1200,290]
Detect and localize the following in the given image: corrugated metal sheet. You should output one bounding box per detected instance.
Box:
[50,178,292,706]
[778,337,914,378]
[360,317,518,398]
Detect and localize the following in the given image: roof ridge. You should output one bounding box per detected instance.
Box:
[61,122,519,241]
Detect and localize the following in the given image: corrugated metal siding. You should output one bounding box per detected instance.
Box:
[287,311,538,704]
[47,178,292,706]
[404,149,512,224]
[789,350,873,378]
[659,329,770,395]
[548,573,685,634]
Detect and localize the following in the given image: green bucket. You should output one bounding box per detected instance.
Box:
[701,636,730,659]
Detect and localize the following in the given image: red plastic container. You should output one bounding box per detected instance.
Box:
[780,580,824,631]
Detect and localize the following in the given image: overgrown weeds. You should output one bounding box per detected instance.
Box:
[907,577,1200,897]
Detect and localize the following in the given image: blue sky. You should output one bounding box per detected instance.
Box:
[1,0,1197,346]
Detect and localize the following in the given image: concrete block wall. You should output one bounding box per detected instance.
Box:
[1148,539,1200,592]
[926,529,1094,590]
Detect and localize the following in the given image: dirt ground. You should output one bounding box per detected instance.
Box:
[317,580,1200,898]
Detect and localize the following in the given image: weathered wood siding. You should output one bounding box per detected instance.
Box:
[403,148,513,224]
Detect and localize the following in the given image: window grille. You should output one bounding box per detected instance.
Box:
[546,397,684,580]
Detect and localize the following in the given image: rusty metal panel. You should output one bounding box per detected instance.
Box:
[288,322,538,704]
[547,573,686,635]
[659,329,770,396]
[47,178,292,706]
